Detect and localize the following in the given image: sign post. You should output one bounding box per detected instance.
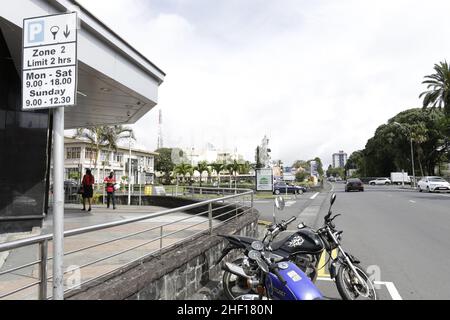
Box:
[22,12,78,300]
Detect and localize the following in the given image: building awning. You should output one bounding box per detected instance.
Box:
[0,0,165,129]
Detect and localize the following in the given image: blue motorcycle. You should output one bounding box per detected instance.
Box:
[219,218,323,300]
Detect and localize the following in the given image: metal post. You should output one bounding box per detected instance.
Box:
[208,202,213,234]
[401,169,405,188]
[139,183,142,206]
[38,240,48,300]
[52,107,64,300]
[159,226,163,250]
[128,138,132,205]
[410,137,416,188]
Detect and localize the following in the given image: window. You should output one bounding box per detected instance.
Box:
[100,151,110,161]
[114,152,124,163]
[66,147,81,159]
[85,148,97,161]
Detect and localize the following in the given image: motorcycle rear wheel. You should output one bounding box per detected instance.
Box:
[336,264,377,300]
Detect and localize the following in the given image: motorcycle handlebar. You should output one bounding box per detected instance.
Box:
[280,216,297,230]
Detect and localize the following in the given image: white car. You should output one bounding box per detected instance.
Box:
[418,176,450,193]
[369,178,391,185]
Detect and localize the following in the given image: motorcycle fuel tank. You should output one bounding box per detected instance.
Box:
[279,228,324,255]
[266,261,323,300]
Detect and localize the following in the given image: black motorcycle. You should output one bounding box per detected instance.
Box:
[220,193,377,300]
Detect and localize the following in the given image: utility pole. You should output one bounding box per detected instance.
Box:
[410,136,416,188]
[394,122,416,189]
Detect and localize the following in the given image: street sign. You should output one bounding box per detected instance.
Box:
[22,12,78,110]
[256,168,273,191]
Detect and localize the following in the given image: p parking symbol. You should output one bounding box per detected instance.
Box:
[28,20,44,43]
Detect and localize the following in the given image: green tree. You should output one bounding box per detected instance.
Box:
[75,125,134,183]
[194,161,210,187]
[238,161,251,175]
[255,146,263,169]
[173,163,193,185]
[155,148,176,184]
[210,162,225,185]
[345,150,366,177]
[420,60,450,116]
[362,108,445,177]
[295,171,308,182]
[226,160,242,189]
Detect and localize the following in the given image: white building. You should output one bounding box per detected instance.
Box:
[183,144,244,165]
[332,151,348,169]
[64,137,157,185]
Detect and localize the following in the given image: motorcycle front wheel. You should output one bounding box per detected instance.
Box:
[336,264,377,300]
[222,258,255,300]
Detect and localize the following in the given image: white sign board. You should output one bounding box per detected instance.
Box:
[256,168,273,191]
[22,12,78,110]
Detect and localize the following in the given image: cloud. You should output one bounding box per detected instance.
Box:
[78,0,450,167]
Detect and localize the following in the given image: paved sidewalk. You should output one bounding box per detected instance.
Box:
[0,204,212,300]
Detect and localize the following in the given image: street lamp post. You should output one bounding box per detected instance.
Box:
[394,122,416,188]
[128,137,132,205]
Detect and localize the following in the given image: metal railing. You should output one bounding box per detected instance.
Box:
[0,187,254,300]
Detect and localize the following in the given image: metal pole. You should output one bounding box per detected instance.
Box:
[38,240,48,300]
[128,138,132,205]
[52,107,64,300]
[410,137,416,188]
[401,169,405,188]
[208,202,213,234]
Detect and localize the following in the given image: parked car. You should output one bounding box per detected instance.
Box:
[273,182,307,195]
[345,178,364,192]
[368,178,391,185]
[417,176,450,193]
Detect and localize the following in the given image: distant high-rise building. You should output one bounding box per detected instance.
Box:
[332,151,348,168]
[157,109,163,149]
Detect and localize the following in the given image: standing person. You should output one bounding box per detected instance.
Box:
[104,171,116,210]
[81,169,95,212]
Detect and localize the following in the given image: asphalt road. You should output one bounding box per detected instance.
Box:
[324,182,450,300]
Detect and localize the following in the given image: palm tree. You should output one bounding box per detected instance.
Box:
[420,60,450,116]
[194,161,210,187]
[226,160,242,189]
[75,125,134,184]
[210,162,225,186]
[173,163,193,185]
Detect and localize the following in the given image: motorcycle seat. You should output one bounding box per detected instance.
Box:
[271,231,296,251]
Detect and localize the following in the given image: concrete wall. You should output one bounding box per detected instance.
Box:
[65,204,258,300]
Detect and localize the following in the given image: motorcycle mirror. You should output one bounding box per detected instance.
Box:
[275,196,285,211]
[330,193,337,206]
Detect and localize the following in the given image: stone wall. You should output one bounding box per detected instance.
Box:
[66,206,258,300]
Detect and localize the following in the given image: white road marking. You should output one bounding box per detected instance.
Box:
[310,192,320,200]
[409,200,416,203]
[285,201,296,207]
[316,277,402,300]
[382,281,403,300]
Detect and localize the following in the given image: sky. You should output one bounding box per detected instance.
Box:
[77,0,450,168]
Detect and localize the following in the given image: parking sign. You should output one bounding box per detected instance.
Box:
[22,12,78,110]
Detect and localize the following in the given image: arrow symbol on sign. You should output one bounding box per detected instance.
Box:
[63,25,70,39]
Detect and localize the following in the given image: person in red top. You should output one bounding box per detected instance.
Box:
[104,171,116,209]
[81,169,95,212]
